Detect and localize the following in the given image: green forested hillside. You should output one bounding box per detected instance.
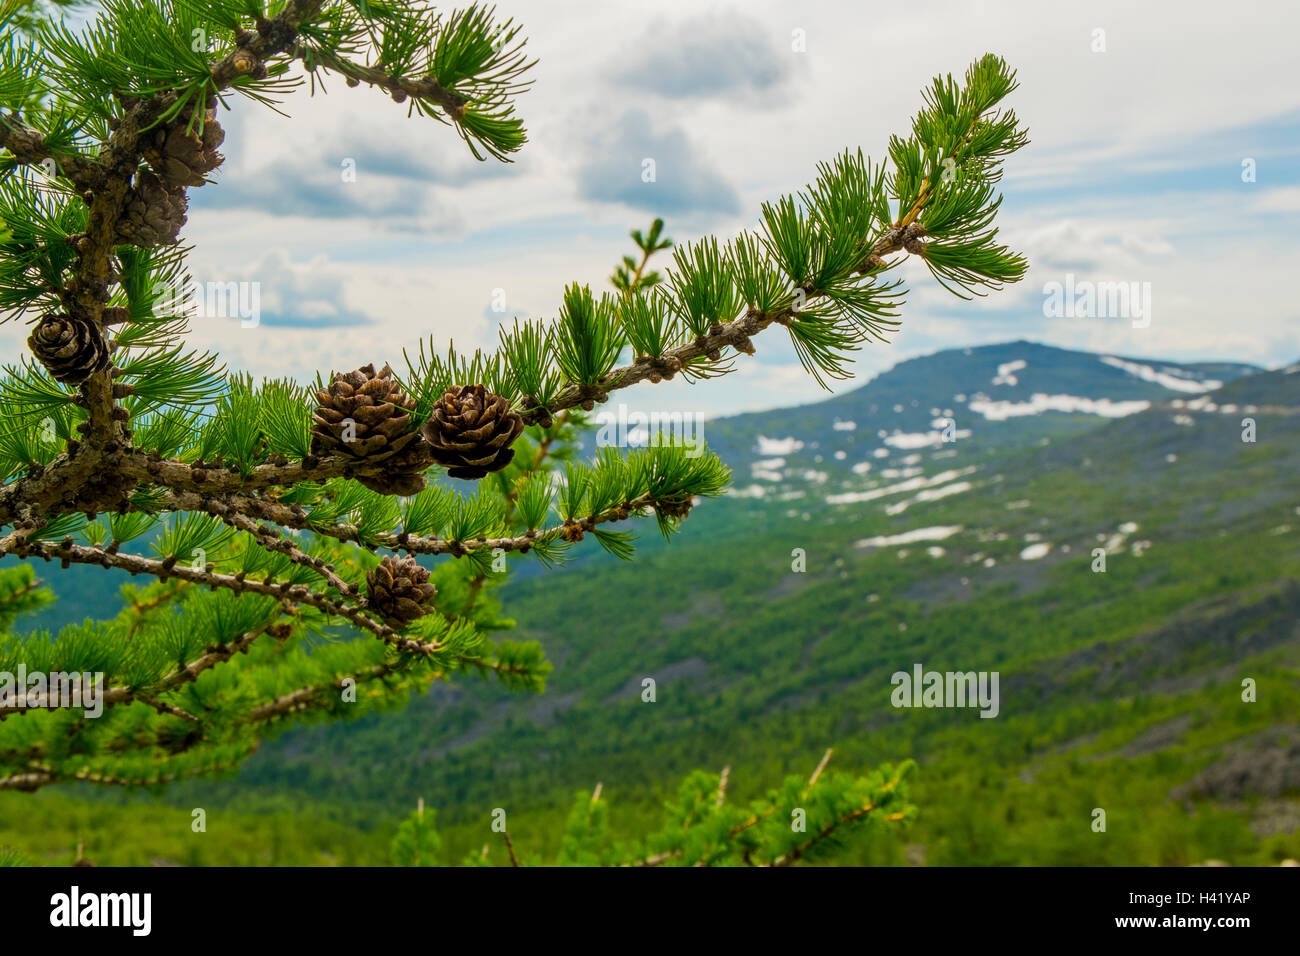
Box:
[3,345,1297,866]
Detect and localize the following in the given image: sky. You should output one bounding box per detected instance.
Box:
[12,0,1300,417]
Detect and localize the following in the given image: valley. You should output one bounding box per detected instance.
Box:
[4,340,1297,866]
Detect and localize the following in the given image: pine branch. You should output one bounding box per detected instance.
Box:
[0,28,1026,796]
[0,620,274,717]
[0,114,105,187]
[0,534,438,652]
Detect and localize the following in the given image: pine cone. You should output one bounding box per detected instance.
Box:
[115,170,188,247]
[655,495,696,520]
[141,98,225,188]
[366,555,436,628]
[421,384,525,480]
[28,313,110,385]
[311,364,426,494]
[156,119,225,187]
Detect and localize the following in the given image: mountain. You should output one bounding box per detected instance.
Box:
[8,341,1299,866]
[699,340,1261,482]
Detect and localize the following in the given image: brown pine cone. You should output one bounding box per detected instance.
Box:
[155,118,225,187]
[115,170,188,247]
[366,555,436,628]
[28,313,111,385]
[421,384,525,480]
[311,364,427,494]
[654,495,696,520]
[140,97,225,188]
[902,222,927,255]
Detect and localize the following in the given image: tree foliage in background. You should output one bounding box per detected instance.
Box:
[393,753,916,867]
[0,0,1027,829]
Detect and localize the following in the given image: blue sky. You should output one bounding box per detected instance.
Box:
[17,0,1300,417]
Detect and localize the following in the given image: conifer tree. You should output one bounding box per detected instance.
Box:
[0,0,1028,809]
[396,752,918,867]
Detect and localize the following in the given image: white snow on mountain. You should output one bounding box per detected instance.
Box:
[883,428,971,449]
[755,436,804,455]
[968,394,1151,420]
[1100,356,1222,393]
[992,359,1027,386]
[826,468,976,506]
[856,526,963,548]
[915,481,973,503]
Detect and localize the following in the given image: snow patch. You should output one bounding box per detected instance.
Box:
[915,481,972,503]
[1101,356,1221,393]
[756,436,804,455]
[856,526,963,548]
[826,467,976,507]
[884,428,971,449]
[992,359,1027,386]
[969,394,1150,420]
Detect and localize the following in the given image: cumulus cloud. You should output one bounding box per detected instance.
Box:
[193,159,428,221]
[577,108,740,217]
[191,117,481,231]
[317,124,522,186]
[227,251,374,329]
[613,10,794,102]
